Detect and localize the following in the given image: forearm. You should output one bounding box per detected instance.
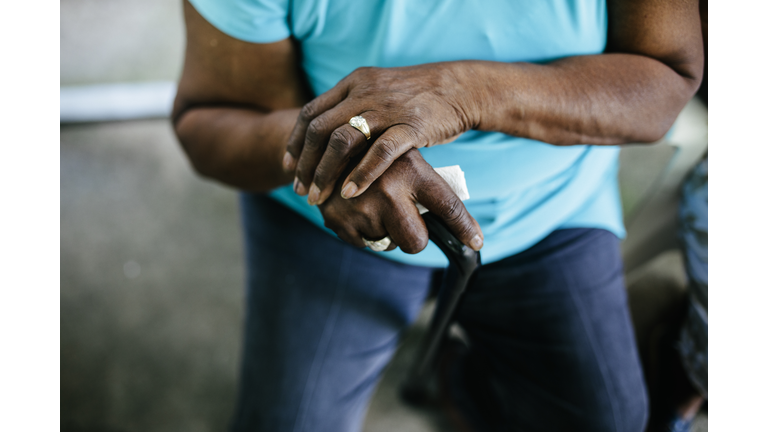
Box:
[174,107,300,192]
[451,54,702,145]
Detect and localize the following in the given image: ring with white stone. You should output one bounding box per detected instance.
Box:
[349,115,371,140]
[362,236,391,252]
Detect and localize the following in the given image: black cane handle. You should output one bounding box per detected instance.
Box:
[421,212,481,275]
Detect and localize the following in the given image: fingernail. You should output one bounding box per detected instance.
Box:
[282,152,295,171]
[470,235,483,251]
[294,178,307,195]
[307,183,321,205]
[341,182,358,199]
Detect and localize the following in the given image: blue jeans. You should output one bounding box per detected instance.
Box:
[232,194,647,432]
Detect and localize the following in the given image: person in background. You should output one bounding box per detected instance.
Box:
[172,1,704,431]
[645,3,707,430]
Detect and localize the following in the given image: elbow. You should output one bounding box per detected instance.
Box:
[172,109,221,180]
[171,91,194,128]
[672,51,705,98]
[175,132,214,178]
[183,145,220,179]
[631,47,704,144]
[624,109,682,145]
[634,69,704,144]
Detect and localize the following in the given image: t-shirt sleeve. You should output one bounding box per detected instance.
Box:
[188,0,290,43]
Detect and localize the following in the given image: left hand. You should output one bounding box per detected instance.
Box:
[317,148,484,253]
[282,64,476,205]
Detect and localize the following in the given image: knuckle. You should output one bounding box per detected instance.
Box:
[328,128,354,153]
[399,231,429,254]
[300,103,318,121]
[438,197,466,224]
[392,216,428,254]
[353,66,373,77]
[381,94,400,108]
[374,139,399,163]
[321,210,343,231]
[358,200,378,216]
[357,168,378,185]
[403,125,423,142]
[322,215,337,230]
[305,119,328,149]
[414,234,429,252]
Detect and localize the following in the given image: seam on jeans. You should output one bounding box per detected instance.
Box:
[565,266,621,432]
[291,248,353,432]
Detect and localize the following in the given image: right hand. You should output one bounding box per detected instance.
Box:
[318,149,484,253]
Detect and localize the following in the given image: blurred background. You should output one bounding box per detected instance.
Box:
[60,1,707,431]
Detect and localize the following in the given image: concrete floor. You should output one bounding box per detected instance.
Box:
[60,120,461,432]
[61,121,243,431]
[60,119,707,432]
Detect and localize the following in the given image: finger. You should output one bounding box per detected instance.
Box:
[415,172,484,251]
[320,204,366,248]
[327,211,391,251]
[294,100,364,197]
[311,112,387,205]
[383,201,429,255]
[283,82,349,174]
[340,125,419,200]
[335,226,366,249]
[355,213,396,252]
[307,125,366,205]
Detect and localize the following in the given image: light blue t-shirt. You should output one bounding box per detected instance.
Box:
[190,0,625,267]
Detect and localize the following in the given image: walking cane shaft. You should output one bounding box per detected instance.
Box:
[400,212,481,405]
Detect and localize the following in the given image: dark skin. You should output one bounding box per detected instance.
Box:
[173,0,703,254]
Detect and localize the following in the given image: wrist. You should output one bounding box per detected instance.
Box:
[438,61,492,131]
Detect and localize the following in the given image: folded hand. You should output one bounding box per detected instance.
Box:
[283,64,475,206]
[318,149,483,253]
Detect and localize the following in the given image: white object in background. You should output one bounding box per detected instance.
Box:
[60,81,177,123]
[415,165,470,214]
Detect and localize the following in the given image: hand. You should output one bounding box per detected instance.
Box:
[283,64,476,206]
[318,149,483,253]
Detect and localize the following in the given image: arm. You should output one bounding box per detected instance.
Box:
[172,0,309,192]
[173,0,484,252]
[469,0,703,145]
[284,0,704,205]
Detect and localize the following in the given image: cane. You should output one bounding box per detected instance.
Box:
[400,211,481,405]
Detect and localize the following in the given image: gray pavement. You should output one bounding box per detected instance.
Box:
[59,120,707,432]
[60,120,459,432]
[61,121,243,431]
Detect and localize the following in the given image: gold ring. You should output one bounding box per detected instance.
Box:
[349,115,371,140]
[362,236,391,252]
